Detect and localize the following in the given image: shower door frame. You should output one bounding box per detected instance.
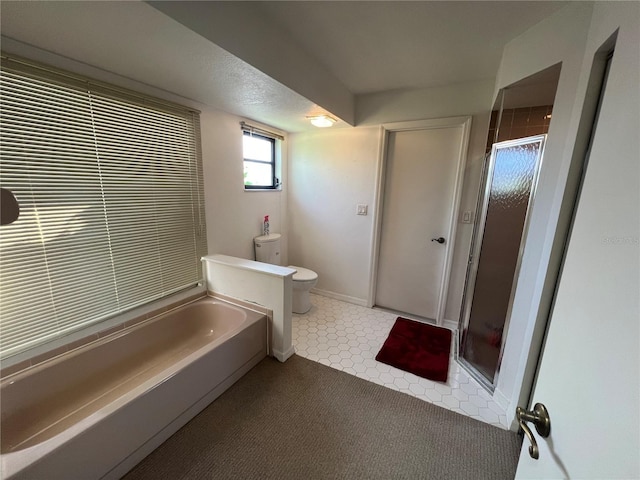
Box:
[457,134,547,392]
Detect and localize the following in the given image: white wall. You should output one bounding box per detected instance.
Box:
[201,110,288,263]
[516,2,639,476]
[443,111,490,322]
[288,126,380,304]
[489,1,596,419]
[288,79,494,320]
[356,79,494,126]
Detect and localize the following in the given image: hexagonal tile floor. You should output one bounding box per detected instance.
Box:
[293,293,509,429]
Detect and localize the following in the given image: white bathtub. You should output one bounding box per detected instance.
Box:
[0,296,268,480]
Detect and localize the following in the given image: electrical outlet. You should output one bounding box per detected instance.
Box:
[357,204,368,216]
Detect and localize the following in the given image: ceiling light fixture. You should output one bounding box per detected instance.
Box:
[307,115,337,128]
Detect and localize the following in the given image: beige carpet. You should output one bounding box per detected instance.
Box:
[123,355,521,479]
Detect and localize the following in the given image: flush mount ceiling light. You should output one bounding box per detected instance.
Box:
[307,115,337,128]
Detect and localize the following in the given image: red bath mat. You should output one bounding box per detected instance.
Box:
[375,317,452,382]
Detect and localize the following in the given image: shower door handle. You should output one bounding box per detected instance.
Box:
[431,237,446,244]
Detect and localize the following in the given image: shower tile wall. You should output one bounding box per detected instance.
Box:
[292,294,509,429]
[486,105,553,151]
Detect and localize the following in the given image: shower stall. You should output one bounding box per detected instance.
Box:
[457,64,560,391]
[457,135,547,390]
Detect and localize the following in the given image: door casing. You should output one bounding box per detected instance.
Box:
[367,117,471,325]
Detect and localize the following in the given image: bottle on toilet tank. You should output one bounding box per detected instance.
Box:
[263,215,269,236]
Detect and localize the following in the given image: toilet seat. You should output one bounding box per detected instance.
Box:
[288,266,318,282]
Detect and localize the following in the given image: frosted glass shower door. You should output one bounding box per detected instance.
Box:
[459,135,546,388]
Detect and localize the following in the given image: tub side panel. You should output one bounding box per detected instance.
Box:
[1,299,250,449]
[10,316,267,480]
[2,311,211,451]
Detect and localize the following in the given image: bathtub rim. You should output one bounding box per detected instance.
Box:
[1,292,272,382]
[0,286,208,377]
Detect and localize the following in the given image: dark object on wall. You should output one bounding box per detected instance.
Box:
[1,188,20,225]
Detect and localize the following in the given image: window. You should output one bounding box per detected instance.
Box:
[243,132,276,189]
[0,55,207,359]
[241,123,282,190]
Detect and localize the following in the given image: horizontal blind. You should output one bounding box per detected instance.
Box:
[0,57,207,358]
[239,121,284,141]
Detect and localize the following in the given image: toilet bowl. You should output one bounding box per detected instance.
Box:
[254,233,319,314]
[288,266,318,314]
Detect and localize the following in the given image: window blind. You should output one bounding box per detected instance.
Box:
[0,56,207,359]
[239,121,284,141]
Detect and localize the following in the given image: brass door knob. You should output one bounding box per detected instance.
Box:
[516,403,551,459]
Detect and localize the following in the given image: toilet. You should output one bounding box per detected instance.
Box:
[254,233,318,314]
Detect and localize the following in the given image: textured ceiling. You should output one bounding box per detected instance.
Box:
[0,1,320,132]
[1,1,568,132]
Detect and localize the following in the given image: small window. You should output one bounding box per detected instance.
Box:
[243,132,278,189]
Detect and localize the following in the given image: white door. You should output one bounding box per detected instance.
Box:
[375,120,468,322]
[515,24,639,479]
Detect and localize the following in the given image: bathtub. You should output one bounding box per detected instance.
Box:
[0,296,268,480]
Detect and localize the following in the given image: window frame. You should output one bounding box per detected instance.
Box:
[243,131,279,190]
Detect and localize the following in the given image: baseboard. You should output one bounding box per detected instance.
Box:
[308,290,457,334]
[492,387,519,431]
[492,386,510,411]
[311,288,368,307]
[272,344,295,362]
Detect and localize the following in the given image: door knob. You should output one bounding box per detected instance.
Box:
[516,403,551,459]
[431,237,445,244]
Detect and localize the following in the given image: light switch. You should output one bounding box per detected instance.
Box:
[357,204,368,216]
[462,211,472,223]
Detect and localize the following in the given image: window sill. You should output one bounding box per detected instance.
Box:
[244,187,282,192]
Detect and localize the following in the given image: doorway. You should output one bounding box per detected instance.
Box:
[371,117,470,324]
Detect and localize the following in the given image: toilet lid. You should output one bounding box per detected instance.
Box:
[288,266,318,282]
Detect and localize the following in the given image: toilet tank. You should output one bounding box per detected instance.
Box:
[254,233,281,265]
